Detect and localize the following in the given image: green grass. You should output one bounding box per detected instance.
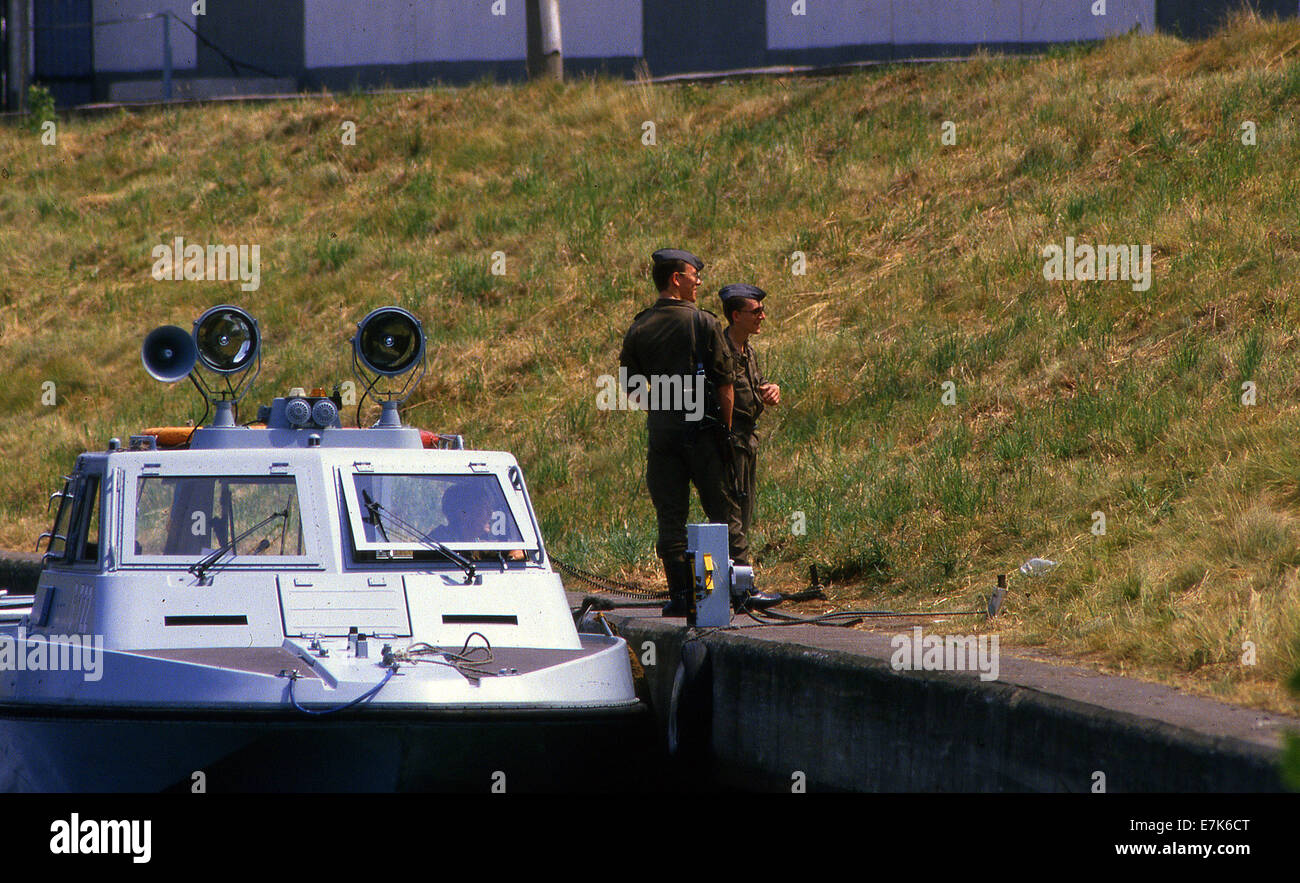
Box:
[4,12,1300,712]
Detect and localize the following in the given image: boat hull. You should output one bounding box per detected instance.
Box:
[0,702,648,792]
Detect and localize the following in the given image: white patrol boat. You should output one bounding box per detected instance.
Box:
[0,306,640,792]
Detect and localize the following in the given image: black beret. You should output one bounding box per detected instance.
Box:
[651,248,704,270]
[718,283,767,304]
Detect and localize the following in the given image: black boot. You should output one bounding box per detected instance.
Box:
[734,588,783,611]
[661,559,693,617]
[731,568,782,612]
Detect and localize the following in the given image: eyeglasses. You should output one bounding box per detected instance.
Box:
[735,307,765,316]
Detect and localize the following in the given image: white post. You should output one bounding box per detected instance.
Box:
[526,0,562,81]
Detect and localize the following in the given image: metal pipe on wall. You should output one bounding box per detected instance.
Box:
[4,0,29,112]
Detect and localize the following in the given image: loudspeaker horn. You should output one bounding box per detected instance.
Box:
[141,325,199,383]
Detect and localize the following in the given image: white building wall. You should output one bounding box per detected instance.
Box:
[1019,0,1154,42]
[766,0,1155,50]
[303,0,641,68]
[562,1,642,57]
[83,0,1167,76]
[303,0,517,67]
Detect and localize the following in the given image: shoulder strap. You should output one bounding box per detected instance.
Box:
[691,309,707,373]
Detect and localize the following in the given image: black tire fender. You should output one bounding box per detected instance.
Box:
[666,639,712,760]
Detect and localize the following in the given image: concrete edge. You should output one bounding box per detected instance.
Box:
[607,614,1288,792]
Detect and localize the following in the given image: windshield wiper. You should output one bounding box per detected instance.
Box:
[361,495,476,584]
[423,539,477,585]
[362,489,391,542]
[190,508,289,584]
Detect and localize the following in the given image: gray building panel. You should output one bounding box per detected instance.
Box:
[892,1,1026,45]
[562,1,642,57]
[197,0,302,78]
[93,0,196,72]
[33,0,95,106]
[645,0,766,74]
[303,0,525,67]
[766,0,889,49]
[1020,0,1153,42]
[1157,0,1300,38]
[767,1,1154,50]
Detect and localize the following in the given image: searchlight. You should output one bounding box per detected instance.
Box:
[351,307,426,427]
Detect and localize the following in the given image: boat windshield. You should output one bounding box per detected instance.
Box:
[135,476,305,557]
[349,473,524,548]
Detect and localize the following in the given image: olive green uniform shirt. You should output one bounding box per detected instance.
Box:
[726,332,769,539]
[726,334,767,450]
[619,298,734,436]
[619,298,747,565]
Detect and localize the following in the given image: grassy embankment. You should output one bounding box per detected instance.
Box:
[2,13,1300,712]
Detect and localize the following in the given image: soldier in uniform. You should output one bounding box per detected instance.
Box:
[719,283,781,541]
[619,249,779,616]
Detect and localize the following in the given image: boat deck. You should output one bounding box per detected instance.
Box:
[133,647,325,679]
[129,644,600,680]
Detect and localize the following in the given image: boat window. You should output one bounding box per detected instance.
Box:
[43,478,75,561]
[73,474,101,564]
[134,476,305,557]
[348,473,524,549]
